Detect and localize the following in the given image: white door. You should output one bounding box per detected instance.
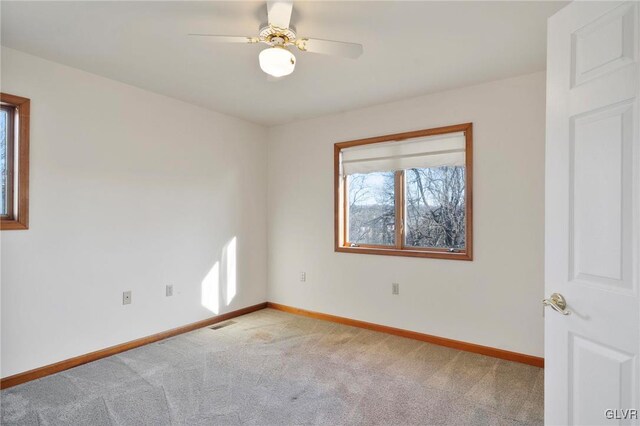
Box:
[546,1,639,425]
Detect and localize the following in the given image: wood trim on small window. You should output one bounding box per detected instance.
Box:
[334,123,473,261]
[1,93,30,230]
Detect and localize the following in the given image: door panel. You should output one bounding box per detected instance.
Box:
[572,2,636,87]
[571,102,633,288]
[570,333,635,425]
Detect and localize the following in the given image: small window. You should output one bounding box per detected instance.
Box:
[1,93,30,230]
[335,123,472,260]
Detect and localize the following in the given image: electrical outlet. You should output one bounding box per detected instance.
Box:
[123,291,132,305]
[166,284,173,297]
[392,283,400,295]
[300,272,306,282]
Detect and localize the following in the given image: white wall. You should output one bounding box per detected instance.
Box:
[267,72,546,357]
[0,48,268,378]
[0,47,545,378]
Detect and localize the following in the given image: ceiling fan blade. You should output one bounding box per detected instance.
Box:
[267,1,293,29]
[295,38,363,59]
[188,34,259,44]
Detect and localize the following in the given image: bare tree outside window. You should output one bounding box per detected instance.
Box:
[347,172,395,245]
[405,166,466,249]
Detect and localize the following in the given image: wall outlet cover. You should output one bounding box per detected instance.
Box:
[166,284,173,297]
[123,291,132,305]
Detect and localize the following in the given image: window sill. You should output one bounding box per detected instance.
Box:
[335,245,472,261]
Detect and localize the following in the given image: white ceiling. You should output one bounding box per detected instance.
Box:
[1,1,566,126]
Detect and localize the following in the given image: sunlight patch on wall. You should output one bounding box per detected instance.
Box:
[225,237,237,306]
[201,261,220,314]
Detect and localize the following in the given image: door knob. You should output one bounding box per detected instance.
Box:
[543,293,571,315]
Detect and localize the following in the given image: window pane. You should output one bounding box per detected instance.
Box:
[347,171,395,246]
[405,166,466,250]
[0,109,7,216]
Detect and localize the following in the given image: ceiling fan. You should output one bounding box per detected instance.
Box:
[189,1,364,78]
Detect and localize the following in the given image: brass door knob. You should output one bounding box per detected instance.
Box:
[543,293,571,315]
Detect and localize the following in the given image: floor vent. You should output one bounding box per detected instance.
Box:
[209,320,236,330]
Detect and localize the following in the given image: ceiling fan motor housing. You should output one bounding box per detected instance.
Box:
[259,25,297,45]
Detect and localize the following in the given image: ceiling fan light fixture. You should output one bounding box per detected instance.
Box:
[259,46,296,77]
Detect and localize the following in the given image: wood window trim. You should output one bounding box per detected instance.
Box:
[334,123,473,261]
[1,93,30,231]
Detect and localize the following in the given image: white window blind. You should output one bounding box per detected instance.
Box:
[341,132,466,175]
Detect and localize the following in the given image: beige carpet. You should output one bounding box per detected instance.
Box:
[1,308,543,425]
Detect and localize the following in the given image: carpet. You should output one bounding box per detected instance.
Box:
[1,308,543,425]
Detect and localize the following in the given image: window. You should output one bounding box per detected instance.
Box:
[334,123,472,260]
[1,93,30,230]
